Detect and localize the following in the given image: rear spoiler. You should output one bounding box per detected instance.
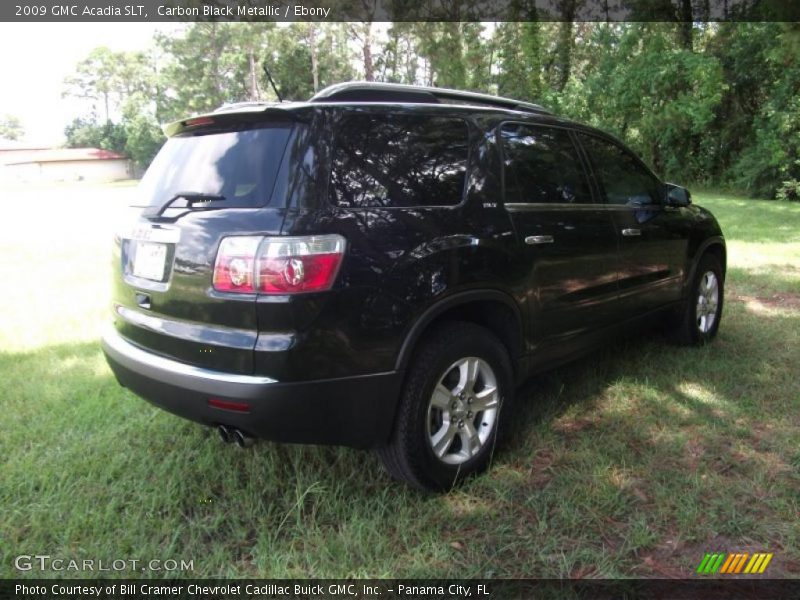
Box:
[163,106,310,137]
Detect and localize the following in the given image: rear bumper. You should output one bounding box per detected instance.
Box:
[101,327,402,448]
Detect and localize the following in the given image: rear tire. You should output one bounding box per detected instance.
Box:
[377,322,514,492]
[673,254,724,346]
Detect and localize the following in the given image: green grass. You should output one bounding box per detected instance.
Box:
[1,186,799,579]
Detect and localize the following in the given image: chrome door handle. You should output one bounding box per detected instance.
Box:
[525,235,554,245]
[621,228,641,237]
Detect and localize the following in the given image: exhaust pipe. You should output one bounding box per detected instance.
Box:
[218,424,233,443]
[233,429,256,448]
[217,424,256,447]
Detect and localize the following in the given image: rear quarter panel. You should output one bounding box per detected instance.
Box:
[266,109,526,381]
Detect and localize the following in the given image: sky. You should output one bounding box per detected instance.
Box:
[0,23,178,145]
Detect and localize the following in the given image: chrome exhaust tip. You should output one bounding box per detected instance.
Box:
[217,424,233,444]
[233,429,256,448]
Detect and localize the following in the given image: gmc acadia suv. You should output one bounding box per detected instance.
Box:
[102,82,726,491]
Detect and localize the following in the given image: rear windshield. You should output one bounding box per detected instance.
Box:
[139,124,293,210]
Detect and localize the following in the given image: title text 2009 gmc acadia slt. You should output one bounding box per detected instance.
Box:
[102,82,726,491]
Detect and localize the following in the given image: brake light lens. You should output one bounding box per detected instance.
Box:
[185,116,215,127]
[212,236,261,292]
[213,235,346,295]
[258,236,346,294]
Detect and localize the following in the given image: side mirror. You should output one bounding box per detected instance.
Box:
[665,184,691,207]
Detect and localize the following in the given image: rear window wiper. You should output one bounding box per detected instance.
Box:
[143,191,226,218]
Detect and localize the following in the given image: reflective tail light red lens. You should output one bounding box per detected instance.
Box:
[207,398,251,413]
[213,235,346,295]
[212,237,261,293]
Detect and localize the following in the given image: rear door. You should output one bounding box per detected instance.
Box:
[499,122,620,353]
[112,120,296,375]
[576,132,686,314]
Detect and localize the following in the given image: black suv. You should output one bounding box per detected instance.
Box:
[102,82,725,491]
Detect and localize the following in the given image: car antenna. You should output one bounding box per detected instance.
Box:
[262,62,283,103]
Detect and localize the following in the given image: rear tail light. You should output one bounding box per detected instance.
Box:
[212,237,261,293]
[213,234,346,295]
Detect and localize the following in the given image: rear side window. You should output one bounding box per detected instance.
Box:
[329,113,468,208]
[500,123,593,205]
[139,124,292,210]
[577,133,663,206]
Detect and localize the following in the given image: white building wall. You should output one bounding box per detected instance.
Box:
[2,159,133,183]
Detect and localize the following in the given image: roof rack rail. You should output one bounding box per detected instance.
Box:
[310,82,552,115]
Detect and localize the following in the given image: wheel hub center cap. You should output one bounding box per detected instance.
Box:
[451,396,474,419]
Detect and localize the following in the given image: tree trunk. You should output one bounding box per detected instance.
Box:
[557,20,573,92]
[388,29,399,81]
[680,0,694,51]
[248,49,260,100]
[404,35,414,84]
[210,23,222,104]
[152,54,162,123]
[309,25,319,92]
[362,22,374,81]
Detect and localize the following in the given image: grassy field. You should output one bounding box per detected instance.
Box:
[1,184,798,579]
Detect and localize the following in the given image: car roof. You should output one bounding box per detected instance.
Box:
[166,82,610,140]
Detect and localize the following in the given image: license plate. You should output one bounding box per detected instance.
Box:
[133,242,167,281]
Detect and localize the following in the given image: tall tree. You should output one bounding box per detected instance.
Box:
[731,22,800,196]
[495,22,545,102]
[63,47,152,123]
[376,23,420,84]
[348,21,376,81]
[64,44,164,166]
[410,22,492,90]
[555,0,577,91]
[156,23,247,117]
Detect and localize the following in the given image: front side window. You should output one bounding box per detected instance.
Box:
[578,133,663,206]
[329,113,469,208]
[500,123,593,205]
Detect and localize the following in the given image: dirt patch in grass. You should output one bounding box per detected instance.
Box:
[528,448,557,487]
[732,292,800,311]
[684,436,705,473]
[552,415,599,435]
[707,439,749,476]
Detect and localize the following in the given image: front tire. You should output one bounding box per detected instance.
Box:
[673,254,724,346]
[377,322,514,492]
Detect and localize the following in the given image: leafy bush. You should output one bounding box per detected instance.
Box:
[777,169,800,201]
[123,115,165,170]
[63,118,127,154]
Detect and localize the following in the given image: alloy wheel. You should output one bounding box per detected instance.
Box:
[696,270,720,333]
[425,357,500,465]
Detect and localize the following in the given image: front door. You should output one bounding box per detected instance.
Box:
[576,132,687,314]
[499,123,620,358]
